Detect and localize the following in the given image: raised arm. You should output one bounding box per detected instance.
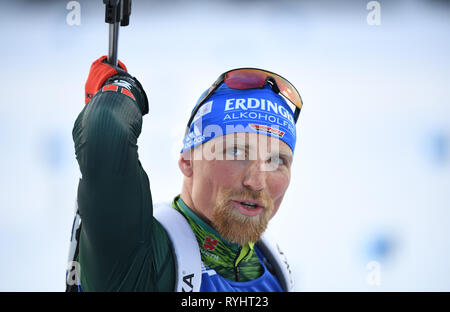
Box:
[72,56,175,291]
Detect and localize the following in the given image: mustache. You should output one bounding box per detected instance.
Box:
[226,189,273,210]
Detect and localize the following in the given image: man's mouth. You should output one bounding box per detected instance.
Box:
[231,200,264,217]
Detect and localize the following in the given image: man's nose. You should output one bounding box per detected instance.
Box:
[242,160,267,191]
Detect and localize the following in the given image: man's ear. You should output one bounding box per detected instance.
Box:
[178,151,194,178]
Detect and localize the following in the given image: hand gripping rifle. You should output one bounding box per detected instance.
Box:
[103,0,132,66]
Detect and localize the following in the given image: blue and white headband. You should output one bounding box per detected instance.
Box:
[181,83,297,154]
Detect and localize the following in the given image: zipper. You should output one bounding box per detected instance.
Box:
[234,247,242,282]
[233,245,253,282]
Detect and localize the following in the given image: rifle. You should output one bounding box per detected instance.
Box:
[103,0,132,66]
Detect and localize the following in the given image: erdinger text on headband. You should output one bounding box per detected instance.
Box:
[186,68,303,131]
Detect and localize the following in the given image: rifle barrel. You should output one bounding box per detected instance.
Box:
[108,22,120,66]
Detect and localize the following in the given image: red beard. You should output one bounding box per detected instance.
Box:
[212,188,274,246]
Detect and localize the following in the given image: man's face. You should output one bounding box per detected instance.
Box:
[187,132,293,246]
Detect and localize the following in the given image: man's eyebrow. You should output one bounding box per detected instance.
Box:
[224,140,248,149]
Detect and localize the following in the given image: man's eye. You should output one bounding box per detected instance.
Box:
[225,147,245,159]
[269,155,285,166]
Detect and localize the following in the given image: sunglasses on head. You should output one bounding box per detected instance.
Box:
[186,68,303,131]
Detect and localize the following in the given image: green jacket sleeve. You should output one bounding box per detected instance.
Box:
[72,80,175,291]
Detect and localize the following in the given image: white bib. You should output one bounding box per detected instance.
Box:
[153,202,294,292]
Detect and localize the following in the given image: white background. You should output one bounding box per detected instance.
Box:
[0,0,449,291]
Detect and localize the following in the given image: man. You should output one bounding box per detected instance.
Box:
[66,56,303,292]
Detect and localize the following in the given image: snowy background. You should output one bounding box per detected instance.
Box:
[0,0,449,291]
